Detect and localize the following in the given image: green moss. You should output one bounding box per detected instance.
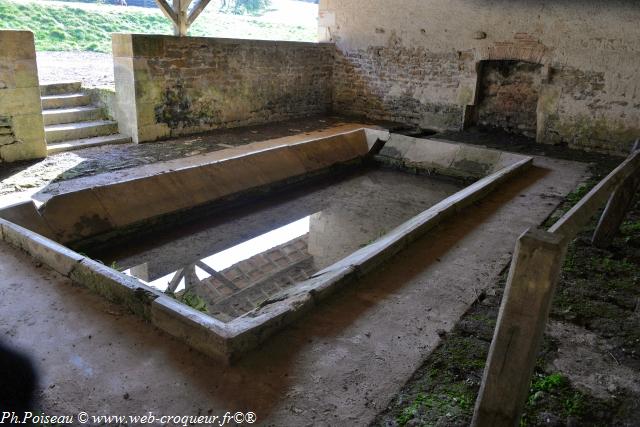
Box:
[520,371,610,426]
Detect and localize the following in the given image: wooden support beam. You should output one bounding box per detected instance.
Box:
[472,228,567,427]
[173,0,188,36]
[166,269,185,293]
[155,0,178,24]
[188,0,213,26]
[592,140,640,248]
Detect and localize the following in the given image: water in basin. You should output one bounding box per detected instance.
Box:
[91,166,464,322]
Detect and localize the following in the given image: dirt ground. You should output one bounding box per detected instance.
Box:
[375,128,640,427]
[0,123,590,426]
[37,51,114,88]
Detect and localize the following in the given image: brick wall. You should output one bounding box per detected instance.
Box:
[475,61,542,138]
[320,0,640,155]
[333,47,467,131]
[0,30,46,162]
[113,34,334,143]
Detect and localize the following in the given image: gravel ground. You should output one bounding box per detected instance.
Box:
[37,51,114,88]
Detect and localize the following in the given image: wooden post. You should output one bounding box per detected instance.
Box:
[173,0,189,36]
[471,228,567,427]
[592,140,640,248]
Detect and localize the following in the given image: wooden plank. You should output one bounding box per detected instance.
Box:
[592,141,640,248]
[155,0,178,24]
[549,148,640,240]
[187,0,213,26]
[472,228,567,427]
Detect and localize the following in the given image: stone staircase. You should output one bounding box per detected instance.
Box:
[40,82,130,154]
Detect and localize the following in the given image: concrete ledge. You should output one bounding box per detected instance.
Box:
[377,134,529,179]
[0,218,81,276]
[150,296,232,362]
[37,129,372,243]
[69,259,163,319]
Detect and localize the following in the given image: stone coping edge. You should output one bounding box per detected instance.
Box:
[0,153,533,364]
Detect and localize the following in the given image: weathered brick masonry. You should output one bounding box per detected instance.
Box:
[113,34,335,143]
[333,46,468,130]
[321,0,640,155]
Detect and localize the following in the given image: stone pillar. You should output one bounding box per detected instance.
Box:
[112,33,171,144]
[0,30,46,162]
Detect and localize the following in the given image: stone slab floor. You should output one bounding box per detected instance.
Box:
[0,120,589,425]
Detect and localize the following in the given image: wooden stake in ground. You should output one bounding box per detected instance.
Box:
[471,227,567,427]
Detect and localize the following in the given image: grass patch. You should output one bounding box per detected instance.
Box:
[0,0,316,53]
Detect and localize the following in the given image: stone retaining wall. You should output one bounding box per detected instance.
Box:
[113,34,334,143]
[0,30,46,162]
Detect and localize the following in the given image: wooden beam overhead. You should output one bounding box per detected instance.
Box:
[187,0,213,26]
[155,0,178,24]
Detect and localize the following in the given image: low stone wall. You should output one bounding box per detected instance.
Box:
[0,30,46,162]
[113,34,334,143]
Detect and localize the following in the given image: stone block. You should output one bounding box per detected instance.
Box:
[111,33,133,58]
[0,200,56,239]
[131,34,166,58]
[0,218,83,276]
[13,59,39,88]
[0,30,36,60]
[0,135,14,146]
[378,134,416,159]
[136,123,170,143]
[0,137,46,162]
[11,113,45,143]
[69,258,162,319]
[0,87,43,115]
[151,296,231,363]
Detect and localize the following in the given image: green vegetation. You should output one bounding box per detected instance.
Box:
[168,291,209,313]
[221,0,271,15]
[0,0,315,53]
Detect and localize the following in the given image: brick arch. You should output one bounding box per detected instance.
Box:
[474,40,551,66]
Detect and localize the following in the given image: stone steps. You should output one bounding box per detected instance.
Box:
[47,134,131,155]
[40,82,82,96]
[45,120,120,143]
[41,93,92,110]
[42,105,104,126]
[40,81,131,153]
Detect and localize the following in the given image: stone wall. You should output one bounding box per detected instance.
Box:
[320,0,640,155]
[113,34,334,143]
[0,30,46,162]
